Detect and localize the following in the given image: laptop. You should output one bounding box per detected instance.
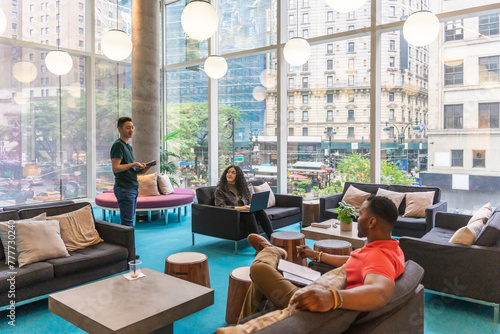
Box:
[241,191,270,213]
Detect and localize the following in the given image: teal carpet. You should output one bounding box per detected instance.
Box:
[0,207,498,334]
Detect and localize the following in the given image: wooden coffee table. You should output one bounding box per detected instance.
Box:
[49,268,214,334]
[301,219,367,249]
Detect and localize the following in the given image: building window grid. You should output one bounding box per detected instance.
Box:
[444,104,463,129]
[451,150,463,167]
[479,56,500,83]
[445,19,464,41]
[472,150,486,168]
[444,63,463,86]
[478,102,499,128]
[479,14,499,36]
[327,110,333,121]
[302,110,308,121]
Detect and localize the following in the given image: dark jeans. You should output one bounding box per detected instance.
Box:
[114,186,138,227]
[240,210,274,239]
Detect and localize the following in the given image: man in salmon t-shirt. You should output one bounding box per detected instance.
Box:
[239,194,405,320]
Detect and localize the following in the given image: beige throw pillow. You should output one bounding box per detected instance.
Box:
[403,191,435,218]
[342,186,371,212]
[0,213,47,264]
[253,182,276,208]
[16,219,69,268]
[468,202,492,225]
[138,172,160,197]
[449,220,485,245]
[48,205,103,251]
[376,188,405,209]
[157,173,174,195]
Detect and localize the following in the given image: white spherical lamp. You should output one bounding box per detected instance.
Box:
[45,50,73,75]
[403,10,440,47]
[101,29,133,61]
[252,86,266,102]
[259,70,276,89]
[181,0,219,41]
[204,56,227,79]
[325,0,367,13]
[0,9,6,35]
[283,38,311,66]
[14,92,29,105]
[12,61,37,83]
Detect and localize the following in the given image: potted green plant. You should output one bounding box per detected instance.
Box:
[312,186,320,197]
[334,200,358,231]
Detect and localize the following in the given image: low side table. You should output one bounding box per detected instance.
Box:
[165,252,211,288]
[314,239,352,255]
[302,200,320,227]
[225,266,252,325]
[271,231,306,266]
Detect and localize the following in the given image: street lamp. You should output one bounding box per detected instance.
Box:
[248,131,259,173]
[224,116,235,164]
[324,127,336,186]
[384,120,420,158]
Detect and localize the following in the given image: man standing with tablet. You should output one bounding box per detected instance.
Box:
[110,117,152,231]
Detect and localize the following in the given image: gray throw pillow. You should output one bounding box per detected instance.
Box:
[474,212,500,247]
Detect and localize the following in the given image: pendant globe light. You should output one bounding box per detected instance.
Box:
[204,56,227,79]
[403,10,440,47]
[12,61,37,83]
[325,0,367,13]
[252,86,266,102]
[181,0,218,41]
[284,37,311,66]
[45,3,72,75]
[284,4,310,66]
[46,50,73,75]
[0,8,6,35]
[102,0,132,61]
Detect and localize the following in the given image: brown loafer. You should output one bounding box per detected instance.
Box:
[247,234,287,259]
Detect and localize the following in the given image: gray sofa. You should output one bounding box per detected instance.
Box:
[0,201,135,308]
[240,260,424,334]
[320,182,447,238]
[400,209,500,321]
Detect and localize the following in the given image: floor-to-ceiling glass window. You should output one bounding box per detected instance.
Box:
[0,1,89,205]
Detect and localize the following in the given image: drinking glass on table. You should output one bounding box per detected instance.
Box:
[129,260,142,278]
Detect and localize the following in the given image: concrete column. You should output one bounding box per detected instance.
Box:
[131,0,160,173]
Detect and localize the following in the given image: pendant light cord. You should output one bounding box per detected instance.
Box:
[57,1,62,199]
[116,0,120,119]
[57,1,61,49]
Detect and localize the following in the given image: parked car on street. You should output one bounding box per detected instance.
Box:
[34,191,63,202]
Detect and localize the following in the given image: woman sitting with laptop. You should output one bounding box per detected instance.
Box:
[215,165,274,239]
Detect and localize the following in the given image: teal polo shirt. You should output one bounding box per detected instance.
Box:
[110,138,139,189]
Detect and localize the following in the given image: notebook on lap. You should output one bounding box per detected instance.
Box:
[241,191,270,213]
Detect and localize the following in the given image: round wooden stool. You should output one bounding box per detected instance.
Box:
[313,239,352,255]
[302,200,320,227]
[225,266,252,325]
[164,252,211,288]
[270,231,306,266]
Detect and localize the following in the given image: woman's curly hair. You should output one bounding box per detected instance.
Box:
[218,165,251,200]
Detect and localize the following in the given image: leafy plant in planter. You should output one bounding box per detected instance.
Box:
[334,201,358,231]
[160,129,182,187]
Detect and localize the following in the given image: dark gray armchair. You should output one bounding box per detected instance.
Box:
[400,209,500,322]
[192,185,302,254]
[238,260,424,334]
